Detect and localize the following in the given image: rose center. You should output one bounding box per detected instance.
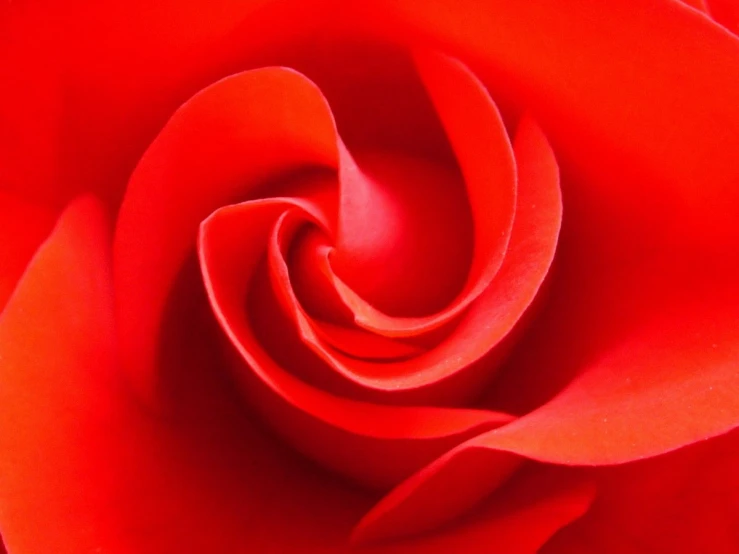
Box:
[327,150,473,318]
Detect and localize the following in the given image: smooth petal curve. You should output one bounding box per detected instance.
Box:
[0,0,311,208]
[113,67,339,399]
[707,0,739,33]
[0,195,120,552]
[354,464,595,547]
[362,268,739,526]
[199,199,514,489]
[276,115,560,406]
[329,51,517,336]
[351,0,739,250]
[348,0,739,461]
[0,191,55,315]
[0,194,417,553]
[680,0,710,13]
[542,428,739,554]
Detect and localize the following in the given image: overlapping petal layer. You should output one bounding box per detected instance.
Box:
[2,0,739,552]
[113,47,562,504]
[199,196,514,488]
[542,428,739,554]
[0,196,591,554]
[0,191,55,314]
[346,0,739,460]
[113,67,339,397]
[706,0,739,33]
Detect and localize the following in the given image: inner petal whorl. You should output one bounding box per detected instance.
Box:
[330,149,474,318]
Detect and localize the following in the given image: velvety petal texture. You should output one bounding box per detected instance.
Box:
[0,197,589,554]
[1,0,738,553]
[542,428,739,553]
[0,191,55,315]
[189,56,560,504]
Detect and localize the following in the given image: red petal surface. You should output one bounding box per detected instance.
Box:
[0,196,121,552]
[680,0,710,13]
[542,428,739,553]
[271,115,560,405]
[0,196,368,553]
[358,466,596,552]
[354,0,739,248]
[199,198,514,489]
[0,0,307,208]
[0,196,568,554]
[113,67,338,398]
[0,192,55,315]
[348,0,739,460]
[329,50,516,330]
[707,0,739,32]
[3,0,739,552]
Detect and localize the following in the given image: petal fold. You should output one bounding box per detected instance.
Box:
[114,67,339,399]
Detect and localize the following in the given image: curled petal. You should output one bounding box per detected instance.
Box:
[330,51,517,336]
[0,191,55,314]
[199,198,514,489]
[706,0,739,33]
[273,115,560,406]
[114,67,339,399]
[354,461,595,546]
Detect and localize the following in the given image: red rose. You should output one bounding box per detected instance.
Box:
[1,1,738,553]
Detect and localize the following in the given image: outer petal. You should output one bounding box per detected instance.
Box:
[706,0,739,33]
[346,0,739,461]
[284,114,560,406]
[357,466,596,552]
[199,198,513,489]
[352,0,739,248]
[114,67,338,399]
[329,50,516,330]
[0,195,592,554]
[542,428,739,554]
[0,191,55,315]
[0,0,307,208]
[0,195,372,554]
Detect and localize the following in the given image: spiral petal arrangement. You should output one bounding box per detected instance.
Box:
[112,48,562,538]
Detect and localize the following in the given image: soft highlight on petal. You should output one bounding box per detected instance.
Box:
[114,67,339,400]
[0,191,56,315]
[199,197,515,488]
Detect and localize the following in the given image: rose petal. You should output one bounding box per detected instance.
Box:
[271,205,428,366]
[353,0,739,249]
[0,195,370,553]
[113,67,339,400]
[475,252,739,464]
[353,463,596,547]
[0,196,121,552]
[352,435,522,542]
[199,197,515,488]
[272,115,560,406]
[351,262,738,537]
[329,145,474,320]
[541,428,739,554]
[0,191,55,315]
[679,0,710,13]
[706,0,739,33]
[0,0,315,208]
[329,51,517,336]
[349,0,739,461]
[0,192,589,554]
[372,256,739,470]
[0,6,65,209]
